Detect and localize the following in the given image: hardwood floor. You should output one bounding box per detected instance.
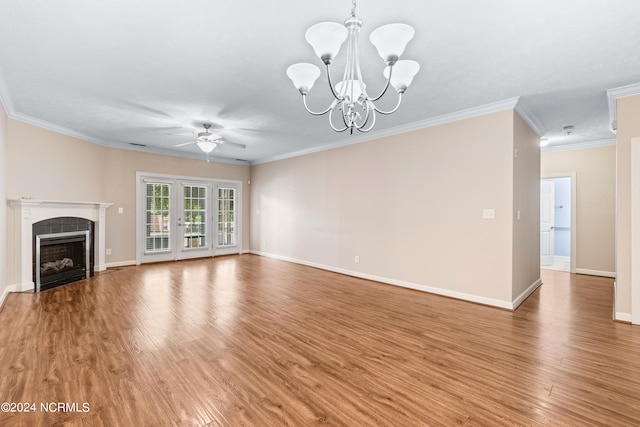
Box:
[0,255,639,426]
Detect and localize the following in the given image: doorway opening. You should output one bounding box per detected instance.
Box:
[541,175,576,272]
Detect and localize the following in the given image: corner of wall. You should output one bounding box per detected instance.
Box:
[0,96,9,308]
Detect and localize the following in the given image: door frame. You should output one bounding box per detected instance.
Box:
[540,179,555,267]
[541,173,577,274]
[135,172,243,265]
[630,137,640,324]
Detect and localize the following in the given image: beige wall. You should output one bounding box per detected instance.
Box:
[0,101,7,303]
[616,94,640,316]
[251,109,538,307]
[5,119,250,284]
[541,145,616,274]
[512,112,541,300]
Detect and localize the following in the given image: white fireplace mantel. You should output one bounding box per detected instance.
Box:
[9,199,113,292]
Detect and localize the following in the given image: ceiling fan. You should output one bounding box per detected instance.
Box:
[174,123,247,150]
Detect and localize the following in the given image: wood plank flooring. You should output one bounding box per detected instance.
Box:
[0,255,639,426]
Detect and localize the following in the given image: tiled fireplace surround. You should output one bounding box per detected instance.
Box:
[10,199,112,292]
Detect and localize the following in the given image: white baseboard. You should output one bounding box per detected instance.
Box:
[512,278,543,310]
[250,250,514,310]
[0,282,33,311]
[105,260,137,268]
[575,268,616,278]
[615,312,632,322]
[0,285,11,310]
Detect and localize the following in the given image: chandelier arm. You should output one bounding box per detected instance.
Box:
[302,95,335,116]
[325,64,342,101]
[329,106,350,132]
[358,108,377,132]
[367,66,393,102]
[353,101,372,130]
[372,92,403,115]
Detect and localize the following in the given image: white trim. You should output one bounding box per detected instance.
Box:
[542,139,616,153]
[514,101,546,136]
[250,250,515,310]
[615,312,632,323]
[607,82,640,132]
[0,285,12,310]
[512,278,543,310]
[631,137,640,324]
[541,173,577,274]
[251,97,520,165]
[105,260,137,268]
[575,268,616,278]
[0,98,248,166]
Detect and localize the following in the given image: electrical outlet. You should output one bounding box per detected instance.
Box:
[106,248,112,256]
[355,256,360,263]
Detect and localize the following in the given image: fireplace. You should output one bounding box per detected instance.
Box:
[32,217,95,292]
[10,199,112,293]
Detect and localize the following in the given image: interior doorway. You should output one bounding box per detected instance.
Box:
[541,175,576,273]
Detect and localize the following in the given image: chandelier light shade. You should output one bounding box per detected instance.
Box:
[369,24,415,63]
[286,63,321,93]
[383,60,420,92]
[286,0,419,133]
[305,22,348,62]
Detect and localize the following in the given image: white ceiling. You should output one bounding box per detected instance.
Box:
[1,0,639,164]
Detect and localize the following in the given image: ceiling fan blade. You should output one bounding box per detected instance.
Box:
[174,141,196,147]
[222,140,247,149]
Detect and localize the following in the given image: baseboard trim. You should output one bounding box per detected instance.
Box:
[615,312,632,323]
[0,283,33,311]
[106,260,137,268]
[0,286,11,310]
[250,250,513,310]
[575,268,616,278]
[512,278,543,310]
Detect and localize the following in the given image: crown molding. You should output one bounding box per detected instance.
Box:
[0,87,248,166]
[514,100,546,136]
[607,82,640,133]
[542,138,616,153]
[252,97,521,165]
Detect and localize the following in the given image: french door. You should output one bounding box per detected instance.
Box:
[137,173,241,264]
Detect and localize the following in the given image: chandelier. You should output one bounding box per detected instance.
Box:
[286,0,419,133]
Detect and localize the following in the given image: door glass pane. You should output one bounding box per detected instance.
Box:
[183,185,207,249]
[217,187,236,247]
[145,183,171,252]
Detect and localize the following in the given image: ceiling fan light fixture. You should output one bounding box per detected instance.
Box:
[197,140,216,154]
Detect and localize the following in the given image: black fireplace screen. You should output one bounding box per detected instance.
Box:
[32,217,95,292]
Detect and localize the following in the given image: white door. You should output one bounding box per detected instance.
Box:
[177,182,213,260]
[138,177,214,264]
[540,179,555,266]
